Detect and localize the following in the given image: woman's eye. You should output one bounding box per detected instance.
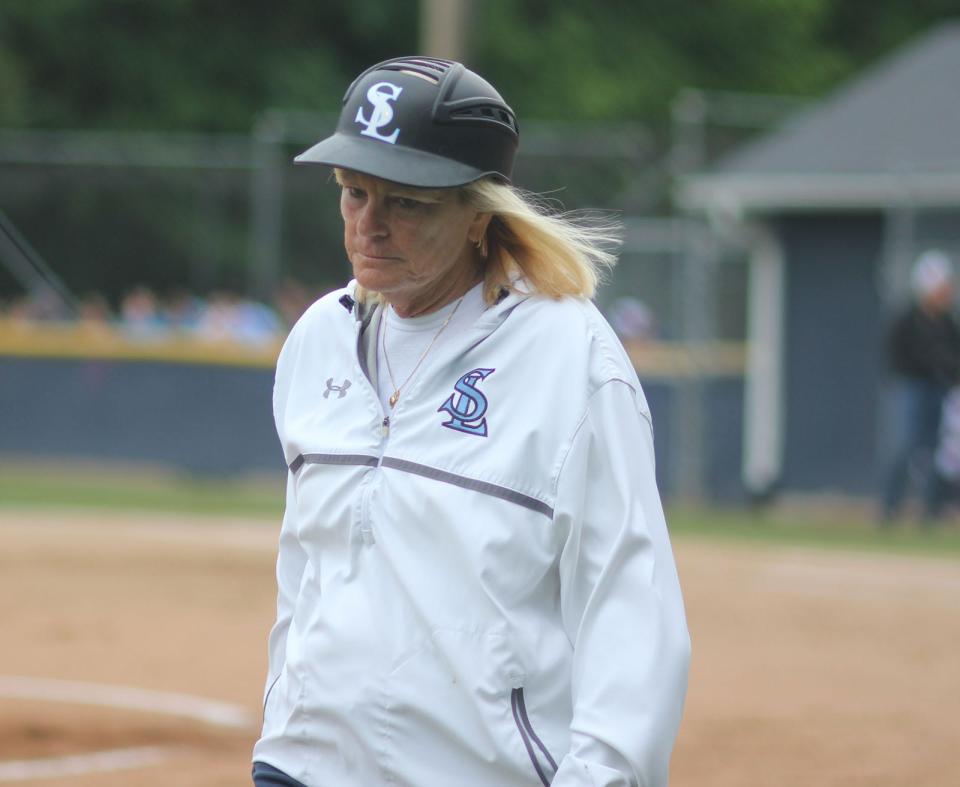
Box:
[344,186,365,200]
[392,197,422,210]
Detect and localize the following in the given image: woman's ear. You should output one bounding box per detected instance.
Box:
[468,212,493,246]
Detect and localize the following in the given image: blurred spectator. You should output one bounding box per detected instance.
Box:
[77,292,113,336]
[880,249,960,524]
[274,277,316,328]
[119,285,166,339]
[607,295,657,342]
[194,290,283,345]
[931,386,960,520]
[3,279,309,346]
[162,288,204,334]
[4,287,73,322]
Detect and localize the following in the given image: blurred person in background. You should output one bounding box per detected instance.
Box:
[880,249,960,524]
[273,277,320,329]
[607,295,657,343]
[252,57,689,787]
[119,285,166,339]
[193,290,284,345]
[76,292,113,336]
[4,287,72,322]
[162,288,204,335]
[930,384,960,521]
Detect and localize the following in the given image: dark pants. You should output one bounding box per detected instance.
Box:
[881,378,949,521]
[252,762,309,787]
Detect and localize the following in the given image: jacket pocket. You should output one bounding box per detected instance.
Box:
[511,687,558,786]
[378,627,538,785]
[262,672,282,723]
[259,664,310,741]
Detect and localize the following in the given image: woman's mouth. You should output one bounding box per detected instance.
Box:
[356,252,401,263]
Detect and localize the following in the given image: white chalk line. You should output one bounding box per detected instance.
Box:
[0,746,175,782]
[0,676,257,781]
[757,550,960,603]
[0,676,256,729]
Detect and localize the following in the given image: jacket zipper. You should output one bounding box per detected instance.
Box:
[353,305,391,544]
[511,687,557,786]
[352,300,391,444]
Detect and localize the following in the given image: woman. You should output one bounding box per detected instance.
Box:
[253,56,690,787]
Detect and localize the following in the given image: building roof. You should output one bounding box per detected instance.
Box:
[682,22,960,212]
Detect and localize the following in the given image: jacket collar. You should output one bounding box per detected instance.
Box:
[344,279,531,334]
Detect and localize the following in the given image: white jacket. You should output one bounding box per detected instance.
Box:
[254,282,690,787]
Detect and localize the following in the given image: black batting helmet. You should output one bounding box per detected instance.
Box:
[294,56,519,188]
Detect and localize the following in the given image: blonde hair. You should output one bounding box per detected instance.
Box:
[340,169,621,306]
[463,178,620,304]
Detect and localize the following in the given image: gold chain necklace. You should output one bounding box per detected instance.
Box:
[382,296,464,408]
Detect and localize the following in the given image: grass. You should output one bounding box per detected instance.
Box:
[0,462,284,519]
[2,463,959,558]
[668,504,960,558]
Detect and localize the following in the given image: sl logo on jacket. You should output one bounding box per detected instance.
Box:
[438,368,495,436]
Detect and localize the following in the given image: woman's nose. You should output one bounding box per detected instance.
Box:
[356,200,388,238]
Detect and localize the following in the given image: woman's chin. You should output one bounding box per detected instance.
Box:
[354,269,393,293]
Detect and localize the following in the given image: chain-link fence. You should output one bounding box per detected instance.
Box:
[2,95,804,499]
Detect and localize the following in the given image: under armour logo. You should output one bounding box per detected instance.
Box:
[355,82,403,144]
[324,378,352,399]
[438,368,495,437]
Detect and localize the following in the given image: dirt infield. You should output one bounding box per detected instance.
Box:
[1,510,958,786]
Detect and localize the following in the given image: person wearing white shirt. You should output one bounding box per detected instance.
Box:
[252,56,690,787]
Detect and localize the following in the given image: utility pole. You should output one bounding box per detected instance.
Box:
[420,0,475,61]
[249,112,286,302]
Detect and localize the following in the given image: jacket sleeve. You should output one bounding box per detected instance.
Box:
[263,327,309,703]
[263,470,307,702]
[552,379,691,787]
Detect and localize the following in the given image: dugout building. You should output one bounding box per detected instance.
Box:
[680,21,960,501]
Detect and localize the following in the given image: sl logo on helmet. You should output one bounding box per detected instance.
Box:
[438,368,495,437]
[355,82,403,144]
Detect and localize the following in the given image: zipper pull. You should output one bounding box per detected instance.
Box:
[381,416,390,437]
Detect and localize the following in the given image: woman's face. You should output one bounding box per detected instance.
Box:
[338,170,489,317]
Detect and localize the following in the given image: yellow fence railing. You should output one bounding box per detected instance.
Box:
[0,321,747,378]
[622,339,748,379]
[0,320,282,370]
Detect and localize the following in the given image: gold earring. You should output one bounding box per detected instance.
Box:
[475,235,488,258]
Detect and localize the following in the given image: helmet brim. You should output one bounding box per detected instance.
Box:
[294,132,506,188]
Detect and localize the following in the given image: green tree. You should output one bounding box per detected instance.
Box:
[473,0,960,124]
[0,0,419,131]
[1,0,958,130]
